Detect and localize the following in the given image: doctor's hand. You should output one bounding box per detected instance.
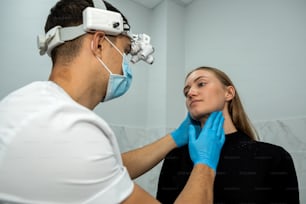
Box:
[188,111,225,172]
[170,113,201,147]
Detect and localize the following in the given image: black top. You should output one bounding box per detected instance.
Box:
[156,131,300,204]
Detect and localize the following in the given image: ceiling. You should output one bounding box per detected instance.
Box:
[129,0,193,9]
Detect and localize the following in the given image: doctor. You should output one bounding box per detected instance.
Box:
[0,0,225,203]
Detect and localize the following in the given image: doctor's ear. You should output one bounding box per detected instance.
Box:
[90,32,105,55]
[225,86,235,101]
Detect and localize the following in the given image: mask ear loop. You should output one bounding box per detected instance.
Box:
[104,36,124,57]
[91,35,112,75]
[96,56,112,75]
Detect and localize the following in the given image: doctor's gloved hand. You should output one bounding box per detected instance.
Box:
[188,111,225,172]
[171,113,201,147]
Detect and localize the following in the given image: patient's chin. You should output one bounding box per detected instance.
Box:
[192,113,210,122]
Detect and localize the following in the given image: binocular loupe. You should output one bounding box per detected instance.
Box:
[130,34,154,64]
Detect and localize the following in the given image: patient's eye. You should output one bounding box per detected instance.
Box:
[198,81,206,87]
[183,87,190,97]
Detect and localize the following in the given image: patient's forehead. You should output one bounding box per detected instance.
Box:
[185,69,215,84]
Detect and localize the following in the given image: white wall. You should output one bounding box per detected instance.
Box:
[166,1,187,128]
[0,1,54,96]
[184,0,306,122]
[146,0,168,128]
[1,0,305,202]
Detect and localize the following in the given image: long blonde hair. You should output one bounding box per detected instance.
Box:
[186,66,258,140]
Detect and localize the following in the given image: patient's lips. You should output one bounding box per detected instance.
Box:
[190,99,202,107]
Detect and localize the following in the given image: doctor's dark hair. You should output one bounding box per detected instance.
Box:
[185,66,258,141]
[44,0,129,64]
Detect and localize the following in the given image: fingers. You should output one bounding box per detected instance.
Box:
[202,111,224,141]
[204,111,218,129]
[187,112,192,120]
[212,112,223,131]
[220,129,226,144]
[188,124,196,143]
[217,115,224,135]
[204,111,223,130]
[211,112,224,142]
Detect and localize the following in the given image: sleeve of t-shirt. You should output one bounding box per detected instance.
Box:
[9,104,134,204]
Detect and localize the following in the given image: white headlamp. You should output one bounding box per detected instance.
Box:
[37,0,154,64]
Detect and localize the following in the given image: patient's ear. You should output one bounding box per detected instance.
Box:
[225,86,235,101]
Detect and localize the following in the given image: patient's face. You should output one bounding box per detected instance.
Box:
[184,69,227,121]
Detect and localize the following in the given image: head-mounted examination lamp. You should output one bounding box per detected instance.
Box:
[37,0,154,64]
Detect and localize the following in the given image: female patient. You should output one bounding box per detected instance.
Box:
[157,66,299,204]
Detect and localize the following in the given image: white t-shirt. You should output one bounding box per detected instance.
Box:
[0,81,134,204]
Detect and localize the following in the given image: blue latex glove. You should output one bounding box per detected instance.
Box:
[171,113,201,147]
[188,111,225,171]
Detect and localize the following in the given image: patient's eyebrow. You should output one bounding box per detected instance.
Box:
[183,75,208,93]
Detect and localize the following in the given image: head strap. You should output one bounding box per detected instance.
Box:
[37,0,110,56]
[92,0,107,9]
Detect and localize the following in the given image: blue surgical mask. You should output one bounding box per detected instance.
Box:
[96,37,133,102]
